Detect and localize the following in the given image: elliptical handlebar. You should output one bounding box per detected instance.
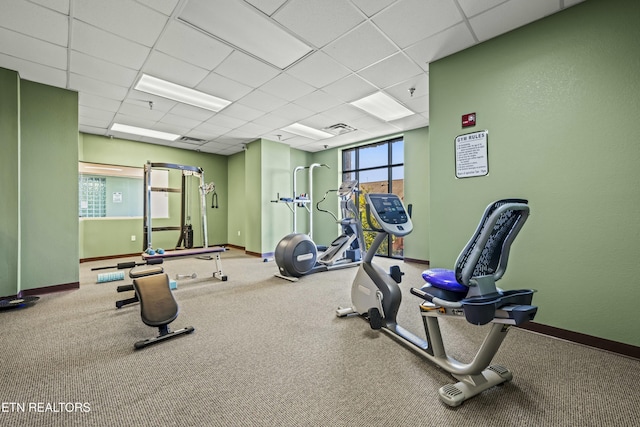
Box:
[316,189,340,222]
[364,203,385,233]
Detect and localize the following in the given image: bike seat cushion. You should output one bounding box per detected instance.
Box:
[422,268,468,293]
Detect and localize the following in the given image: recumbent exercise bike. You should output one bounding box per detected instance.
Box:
[337,194,537,406]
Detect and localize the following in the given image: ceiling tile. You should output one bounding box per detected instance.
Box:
[350,0,398,17]
[293,90,342,113]
[384,74,428,106]
[273,0,365,48]
[128,93,177,113]
[70,51,138,87]
[196,72,253,102]
[74,0,167,47]
[135,0,180,16]
[156,21,234,71]
[71,20,151,69]
[192,121,234,136]
[153,120,194,136]
[322,74,377,103]
[78,105,115,122]
[117,101,166,121]
[111,114,157,130]
[286,51,351,88]
[142,51,210,87]
[168,103,216,122]
[180,0,312,69]
[470,0,561,42]
[373,0,463,48]
[457,0,507,18]
[269,102,315,123]
[161,113,204,130]
[1,0,68,47]
[204,113,247,130]
[80,124,107,135]
[0,28,67,70]
[30,0,69,14]
[357,53,424,89]
[78,93,122,112]
[300,113,341,130]
[217,103,265,122]
[78,115,111,129]
[259,73,315,102]
[68,73,129,100]
[78,105,115,129]
[214,51,280,87]
[244,0,288,16]
[0,54,66,88]
[237,90,289,112]
[251,113,296,130]
[320,104,368,124]
[324,22,398,72]
[226,122,273,139]
[404,22,476,66]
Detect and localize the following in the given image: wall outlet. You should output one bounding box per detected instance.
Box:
[237,230,241,236]
[131,235,136,241]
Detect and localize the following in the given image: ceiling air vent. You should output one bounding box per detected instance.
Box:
[177,136,207,145]
[323,123,357,136]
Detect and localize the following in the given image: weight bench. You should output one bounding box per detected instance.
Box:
[133,273,194,350]
[116,260,165,309]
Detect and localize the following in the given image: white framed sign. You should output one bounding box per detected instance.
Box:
[455,130,488,178]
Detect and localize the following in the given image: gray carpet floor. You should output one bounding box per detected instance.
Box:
[1,248,638,426]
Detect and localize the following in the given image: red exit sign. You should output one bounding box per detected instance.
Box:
[462,112,476,128]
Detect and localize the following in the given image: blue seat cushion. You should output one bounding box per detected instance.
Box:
[422,268,468,293]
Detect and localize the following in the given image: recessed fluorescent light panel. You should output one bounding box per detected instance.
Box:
[350,92,414,122]
[110,123,180,141]
[282,123,333,140]
[179,0,313,69]
[134,74,231,112]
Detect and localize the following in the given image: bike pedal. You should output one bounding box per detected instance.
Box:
[368,307,383,330]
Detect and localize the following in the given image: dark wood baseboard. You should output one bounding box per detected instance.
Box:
[518,322,639,360]
[403,257,429,265]
[80,253,140,263]
[224,244,245,251]
[2,282,80,299]
[244,250,273,259]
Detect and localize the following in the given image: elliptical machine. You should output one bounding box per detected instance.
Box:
[275,180,364,281]
[337,194,537,407]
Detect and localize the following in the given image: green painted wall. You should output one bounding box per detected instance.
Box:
[236,140,316,256]
[403,127,429,261]
[261,139,291,254]
[79,133,228,258]
[20,80,79,291]
[0,68,20,297]
[244,139,262,254]
[429,0,640,346]
[227,151,245,247]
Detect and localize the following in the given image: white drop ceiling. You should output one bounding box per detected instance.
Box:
[0,0,584,155]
